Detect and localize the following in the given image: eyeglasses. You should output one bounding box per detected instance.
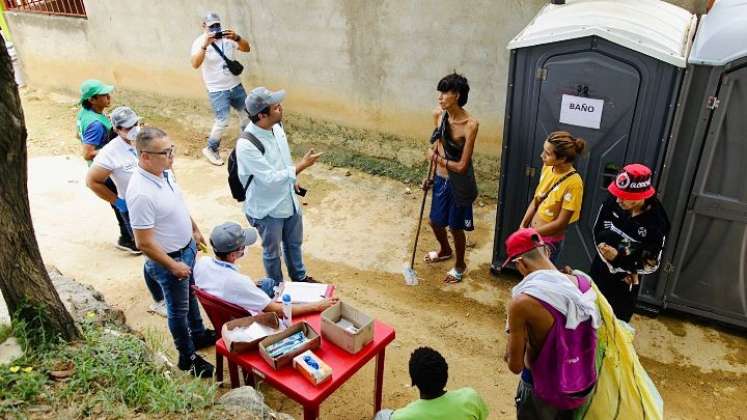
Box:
[141,145,175,158]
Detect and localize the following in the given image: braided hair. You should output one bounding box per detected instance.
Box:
[546,131,586,163]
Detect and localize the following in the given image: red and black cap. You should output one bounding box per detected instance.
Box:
[608,163,655,201]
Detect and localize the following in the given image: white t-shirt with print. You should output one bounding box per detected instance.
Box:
[191,34,242,93]
[91,136,138,199]
[193,256,272,315]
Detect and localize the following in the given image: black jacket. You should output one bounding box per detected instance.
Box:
[592,196,671,274]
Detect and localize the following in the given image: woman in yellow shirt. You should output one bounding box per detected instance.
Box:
[520,131,585,263]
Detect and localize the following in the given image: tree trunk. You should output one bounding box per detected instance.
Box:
[0,36,80,342]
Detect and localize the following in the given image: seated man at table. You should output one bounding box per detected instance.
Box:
[375,347,489,420]
[194,222,338,317]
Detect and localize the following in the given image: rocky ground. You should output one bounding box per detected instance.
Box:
[2,86,744,419]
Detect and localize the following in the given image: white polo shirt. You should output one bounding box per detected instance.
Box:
[126,167,193,253]
[193,256,271,315]
[190,35,242,93]
[91,136,138,199]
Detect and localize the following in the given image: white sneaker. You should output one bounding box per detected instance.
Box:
[202,147,224,166]
[148,300,168,318]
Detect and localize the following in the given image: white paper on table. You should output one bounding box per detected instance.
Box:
[226,322,281,342]
[275,282,330,303]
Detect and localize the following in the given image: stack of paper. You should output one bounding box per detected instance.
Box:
[275,282,330,303]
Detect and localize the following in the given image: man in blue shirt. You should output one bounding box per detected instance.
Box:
[237,87,322,283]
[76,79,138,253]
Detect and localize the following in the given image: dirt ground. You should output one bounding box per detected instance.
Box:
[17,87,747,419]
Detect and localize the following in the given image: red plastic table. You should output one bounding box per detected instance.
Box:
[215,313,396,420]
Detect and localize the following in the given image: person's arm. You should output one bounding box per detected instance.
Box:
[190,217,206,249]
[295,149,322,175]
[86,165,117,203]
[190,34,216,69]
[520,197,539,229]
[133,228,191,278]
[222,30,250,52]
[263,297,339,317]
[434,119,479,175]
[504,296,530,374]
[81,121,106,160]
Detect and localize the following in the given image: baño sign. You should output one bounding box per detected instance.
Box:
[559,94,604,129]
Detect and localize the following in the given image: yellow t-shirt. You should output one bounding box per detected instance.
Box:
[534,165,583,223]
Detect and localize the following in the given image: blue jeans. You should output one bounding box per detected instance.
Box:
[248,211,307,283]
[257,277,281,298]
[143,240,206,356]
[207,84,248,151]
[143,265,164,303]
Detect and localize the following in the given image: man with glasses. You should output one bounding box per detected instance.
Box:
[191,12,251,166]
[76,79,137,253]
[126,127,216,378]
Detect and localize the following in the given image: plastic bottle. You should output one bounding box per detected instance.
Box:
[282,293,293,328]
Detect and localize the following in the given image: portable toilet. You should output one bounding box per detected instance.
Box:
[640,0,747,328]
[492,0,697,272]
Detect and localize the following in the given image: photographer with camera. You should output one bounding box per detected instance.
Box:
[190,12,251,166]
[590,164,670,322]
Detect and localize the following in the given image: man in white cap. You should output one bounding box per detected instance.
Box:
[86,107,169,316]
[190,11,251,166]
[194,222,338,316]
[238,87,322,285]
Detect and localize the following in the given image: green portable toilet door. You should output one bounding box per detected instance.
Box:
[667,65,747,323]
[527,50,641,269]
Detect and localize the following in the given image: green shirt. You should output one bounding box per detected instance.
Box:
[392,387,489,420]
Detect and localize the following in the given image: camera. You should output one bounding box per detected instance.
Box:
[209,23,223,39]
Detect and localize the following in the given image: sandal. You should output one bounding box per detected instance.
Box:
[424,250,453,263]
[444,267,465,284]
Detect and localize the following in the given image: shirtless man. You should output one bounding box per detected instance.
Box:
[502,228,599,419]
[423,73,479,284]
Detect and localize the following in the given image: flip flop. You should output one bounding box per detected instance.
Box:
[424,250,453,263]
[444,267,465,284]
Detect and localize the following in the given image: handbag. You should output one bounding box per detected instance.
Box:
[211,42,244,76]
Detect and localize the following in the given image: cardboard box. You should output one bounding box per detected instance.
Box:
[259,322,321,370]
[321,301,374,354]
[221,313,281,353]
[293,350,332,385]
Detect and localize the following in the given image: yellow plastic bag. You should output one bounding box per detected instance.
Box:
[574,283,664,420]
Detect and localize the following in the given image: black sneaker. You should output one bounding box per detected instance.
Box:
[178,353,214,379]
[192,329,217,350]
[297,275,319,283]
[115,237,142,255]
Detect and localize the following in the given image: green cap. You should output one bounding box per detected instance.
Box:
[79,79,114,103]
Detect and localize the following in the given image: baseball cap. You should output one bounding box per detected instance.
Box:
[209,222,258,253]
[608,163,655,201]
[110,106,140,129]
[502,228,545,268]
[79,79,114,103]
[245,87,286,117]
[203,12,221,26]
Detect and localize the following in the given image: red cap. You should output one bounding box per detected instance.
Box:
[502,228,545,268]
[608,163,655,201]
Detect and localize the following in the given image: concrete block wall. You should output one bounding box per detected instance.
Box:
[5,0,704,155]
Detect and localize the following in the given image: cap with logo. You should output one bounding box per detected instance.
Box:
[608,163,655,201]
[110,106,140,129]
[79,79,114,104]
[203,12,221,26]
[245,86,286,117]
[209,222,258,253]
[502,228,546,268]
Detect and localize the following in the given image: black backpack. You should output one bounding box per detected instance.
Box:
[227,131,265,202]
